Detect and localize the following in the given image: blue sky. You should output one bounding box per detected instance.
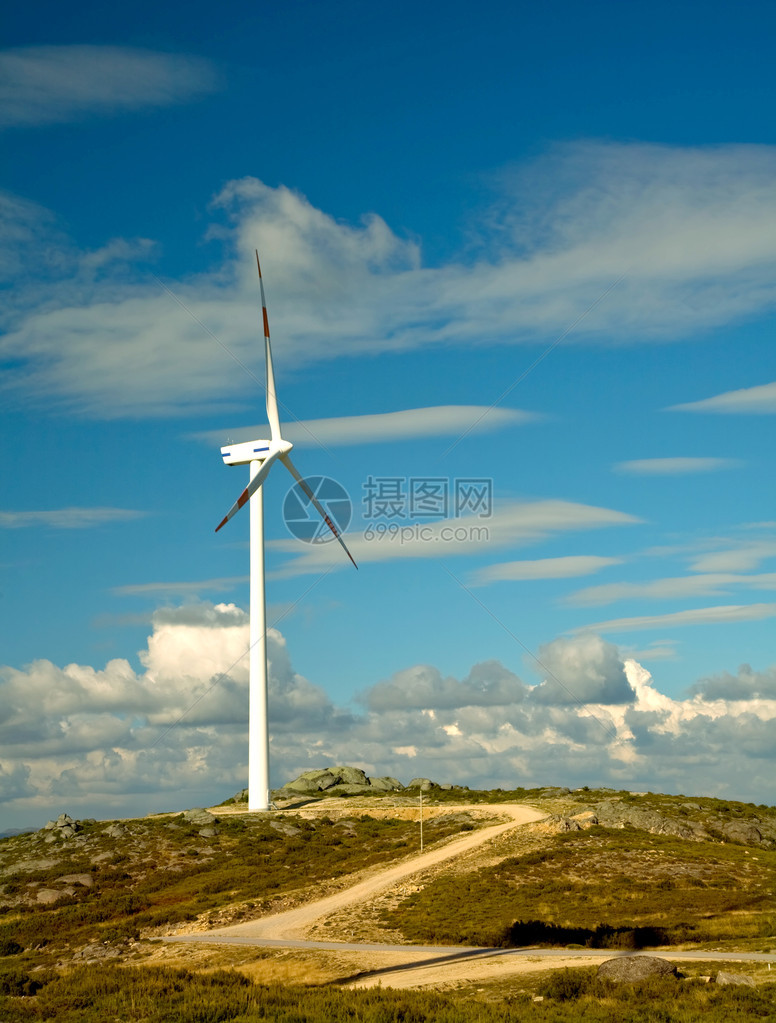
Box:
[2,1,776,827]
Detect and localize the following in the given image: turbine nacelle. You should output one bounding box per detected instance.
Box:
[221,437,293,467]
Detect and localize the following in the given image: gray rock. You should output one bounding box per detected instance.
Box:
[182,808,218,827]
[408,778,437,792]
[369,776,403,791]
[104,824,126,839]
[597,956,677,983]
[548,815,581,832]
[198,827,218,838]
[716,971,755,986]
[55,873,93,888]
[285,777,325,795]
[270,821,301,837]
[334,766,370,786]
[73,942,124,963]
[721,821,762,846]
[37,888,72,904]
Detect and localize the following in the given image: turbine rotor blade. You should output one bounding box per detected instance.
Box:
[280,454,358,569]
[215,449,280,532]
[255,251,281,443]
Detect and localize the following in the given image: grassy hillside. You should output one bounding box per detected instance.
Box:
[2,785,775,1021]
[381,824,776,949]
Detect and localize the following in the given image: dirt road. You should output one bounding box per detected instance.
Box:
[164,803,775,990]
[202,804,544,942]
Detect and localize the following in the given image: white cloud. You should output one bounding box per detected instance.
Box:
[614,457,741,475]
[671,380,776,414]
[471,554,622,586]
[530,634,635,706]
[689,539,776,573]
[3,142,776,418]
[362,661,528,712]
[0,507,145,529]
[269,499,640,577]
[2,608,776,823]
[197,405,536,449]
[578,602,776,634]
[112,576,247,597]
[567,572,776,607]
[0,46,219,128]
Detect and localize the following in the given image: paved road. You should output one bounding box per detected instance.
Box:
[165,932,775,963]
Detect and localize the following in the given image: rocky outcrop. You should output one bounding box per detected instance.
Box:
[597,955,677,983]
[592,801,709,841]
[274,767,406,799]
[39,813,83,842]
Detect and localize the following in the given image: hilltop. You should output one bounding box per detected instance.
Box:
[1,774,775,1020]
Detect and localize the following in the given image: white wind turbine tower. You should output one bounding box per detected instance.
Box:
[216,252,357,812]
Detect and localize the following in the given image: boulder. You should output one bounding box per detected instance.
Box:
[295,769,341,790]
[597,956,677,983]
[721,821,762,846]
[39,813,82,840]
[333,766,370,786]
[716,971,755,986]
[270,821,301,837]
[55,873,93,888]
[408,778,437,792]
[369,776,404,791]
[37,888,73,905]
[285,777,326,795]
[182,808,218,827]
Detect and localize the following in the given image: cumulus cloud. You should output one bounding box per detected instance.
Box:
[3,142,776,418]
[614,457,741,475]
[690,663,776,701]
[0,46,219,128]
[530,634,635,706]
[362,660,528,712]
[1,609,776,825]
[670,380,776,414]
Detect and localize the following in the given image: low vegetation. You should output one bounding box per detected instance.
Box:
[0,810,478,959]
[1,784,775,1021]
[381,822,776,949]
[0,962,775,1022]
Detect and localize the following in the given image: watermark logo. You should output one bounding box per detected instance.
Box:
[283,475,352,544]
[363,476,493,521]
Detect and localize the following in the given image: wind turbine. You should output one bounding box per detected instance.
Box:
[215,251,357,812]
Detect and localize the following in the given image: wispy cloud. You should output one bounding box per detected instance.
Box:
[577,603,776,634]
[269,499,640,577]
[614,457,741,475]
[0,507,145,529]
[471,555,622,586]
[2,143,776,418]
[112,576,247,597]
[0,46,219,128]
[567,573,776,607]
[196,406,536,449]
[670,380,776,414]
